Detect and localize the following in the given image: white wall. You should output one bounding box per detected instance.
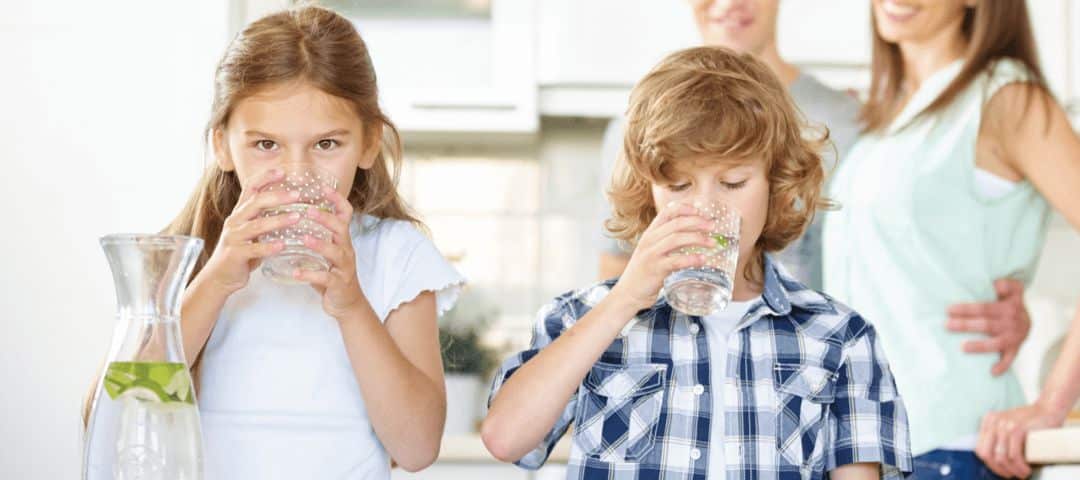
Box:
[0,2,227,478]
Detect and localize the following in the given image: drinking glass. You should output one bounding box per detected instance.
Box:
[662,201,741,316]
[256,164,338,283]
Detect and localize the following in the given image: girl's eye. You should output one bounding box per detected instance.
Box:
[722,180,748,190]
[668,183,690,192]
[315,139,339,151]
[255,140,277,151]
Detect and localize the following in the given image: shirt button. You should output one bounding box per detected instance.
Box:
[939,465,951,476]
[689,323,700,334]
[690,448,701,460]
[693,384,705,395]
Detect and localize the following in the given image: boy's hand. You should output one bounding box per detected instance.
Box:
[946,278,1030,376]
[610,202,715,312]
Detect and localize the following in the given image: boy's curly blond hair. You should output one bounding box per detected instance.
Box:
[606,46,833,286]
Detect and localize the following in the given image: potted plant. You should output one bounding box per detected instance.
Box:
[439,291,502,435]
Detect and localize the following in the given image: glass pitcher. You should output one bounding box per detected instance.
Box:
[83,234,205,480]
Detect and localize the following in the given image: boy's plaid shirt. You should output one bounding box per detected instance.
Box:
[488,256,913,480]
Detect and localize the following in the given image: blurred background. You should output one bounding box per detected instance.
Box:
[1,1,1078,478]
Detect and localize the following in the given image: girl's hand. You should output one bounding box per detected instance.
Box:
[294,185,367,320]
[609,202,715,312]
[976,401,1067,478]
[201,168,302,293]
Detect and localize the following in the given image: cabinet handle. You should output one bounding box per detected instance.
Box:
[411,101,518,112]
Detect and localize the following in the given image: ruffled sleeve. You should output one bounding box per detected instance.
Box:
[367,218,465,322]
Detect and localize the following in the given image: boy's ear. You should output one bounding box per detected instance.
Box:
[212,128,236,172]
[357,124,383,170]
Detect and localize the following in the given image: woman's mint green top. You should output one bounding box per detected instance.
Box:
[823,59,1051,455]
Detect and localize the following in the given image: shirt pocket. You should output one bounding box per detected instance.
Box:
[573,361,668,462]
[774,362,837,473]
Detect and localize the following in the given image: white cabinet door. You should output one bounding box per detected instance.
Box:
[776,0,870,67]
[537,0,697,87]
[538,0,869,88]
[234,0,538,133]
[536,0,871,115]
[361,0,538,133]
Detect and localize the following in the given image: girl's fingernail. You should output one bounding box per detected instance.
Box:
[289,212,301,220]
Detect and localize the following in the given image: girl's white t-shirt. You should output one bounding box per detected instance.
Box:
[197,214,464,480]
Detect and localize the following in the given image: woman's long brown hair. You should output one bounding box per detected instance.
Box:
[860,0,1049,132]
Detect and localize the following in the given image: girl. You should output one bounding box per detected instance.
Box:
[822,0,1080,478]
[168,6,463,478]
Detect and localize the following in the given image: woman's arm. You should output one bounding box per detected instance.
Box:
[975,83,1080,478]
[335,291,447,472]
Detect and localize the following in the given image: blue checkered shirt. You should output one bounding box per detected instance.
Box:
[488,256,912,479]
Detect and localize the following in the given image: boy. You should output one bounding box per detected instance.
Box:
[482,47,912,480]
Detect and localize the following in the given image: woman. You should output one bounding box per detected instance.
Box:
[823,0,1080,477]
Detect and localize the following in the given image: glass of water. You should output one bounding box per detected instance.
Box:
[662,201,741,316]
[256,164,339,283]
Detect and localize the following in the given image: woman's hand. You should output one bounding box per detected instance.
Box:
[976,401,1068,478]
[609,201,715,312]
[294,185,367,320]
[200,168,301,293]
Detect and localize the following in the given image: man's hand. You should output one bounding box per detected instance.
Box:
[946,278,1031,376]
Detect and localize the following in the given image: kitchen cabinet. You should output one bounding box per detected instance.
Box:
[232,0,1078,129]
[355,0,538,133]
[537,0,870,117]
[233,0,538,133]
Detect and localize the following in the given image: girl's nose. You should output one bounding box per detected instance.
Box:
[283,148,311,166]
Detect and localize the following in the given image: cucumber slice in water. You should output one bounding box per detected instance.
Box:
[104,362,194,404]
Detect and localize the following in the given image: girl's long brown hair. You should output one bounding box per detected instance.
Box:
[85,5,422,425]
[165,5,419,278]
[860,0,1049,132]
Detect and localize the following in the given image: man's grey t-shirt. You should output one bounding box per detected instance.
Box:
[597,72,860,290]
